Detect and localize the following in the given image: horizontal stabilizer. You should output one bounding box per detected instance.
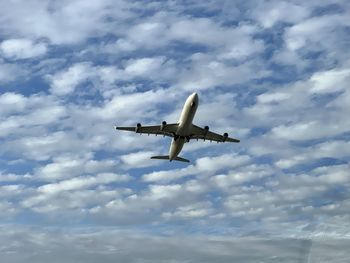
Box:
[174,156,190,163]
[151,155,170,160]
[151,155,190,163]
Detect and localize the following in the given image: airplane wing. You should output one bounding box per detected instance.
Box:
[115,123,178,137]
[190,124,240,143]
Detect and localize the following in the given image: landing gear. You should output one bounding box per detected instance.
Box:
[173,133,190,142]
[173,134,180,141]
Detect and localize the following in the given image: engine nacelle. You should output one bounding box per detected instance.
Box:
[223,132,228,142]
[203,125,209,140]
[135,123,141,133]
[204,125,209,134]
[160,121,167,131]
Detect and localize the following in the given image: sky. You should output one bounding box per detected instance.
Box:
[0,0,350,262]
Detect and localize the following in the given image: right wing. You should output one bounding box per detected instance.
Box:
[190,124,240,143]
[115,123,178,137]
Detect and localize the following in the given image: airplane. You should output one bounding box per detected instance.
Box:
[115,92,240,163]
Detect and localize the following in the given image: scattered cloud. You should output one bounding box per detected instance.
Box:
[0,0,349,261]
[310,68,350,94]
[142,153,251,183]
[0,38,48,60]
[120,150,160,168]
[124,57,167,76]
[2,226,350,263]
[252,1,311,28]
[48,62,94,95]
[38,173,130,194]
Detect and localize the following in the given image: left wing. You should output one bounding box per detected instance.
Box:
[190,124,240,143]
[115,123,178,137]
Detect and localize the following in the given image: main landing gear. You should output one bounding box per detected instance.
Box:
[173,133,191,142]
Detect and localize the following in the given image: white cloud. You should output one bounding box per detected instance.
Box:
[125,21,169,49]
[38,173,130,194]
[0,61,26,83]
[143,153,250,183]
[35,154,118,181]
[196,154,250,173]
[0,0,350,249]
[244,65,350,143]
[1,132,75,161]
[142,166,195,183]
[212,164,274,190]
[0,88,180,164]
[162,201,213,220]
[146,184,182,200]
[310,68,350,94]
[0,95,66,138]
[0,201,18,217]
[88,178,210,225]
[124,57,166,76]
[168,18,261,52]
[95,88,178,121]
[177,54,270,91]
[120,150,160,168]
[0,185,26,197]
[312,164,350,185]
[48,62,93,95]
[276,140,350,169]
[0,92,27,116]
[0,0,133,44]
[285,14,350,51]
[0,172,32,182]
[271,119,350,141]
[47,58,177,96]
[257,92,291,104]
[0,39,47,59]
[169,18,229,46]
[0,100,66,137]
[271,8,350,68]
[114,14,264,55]
[2,226,350,263]
[252,1,311,28]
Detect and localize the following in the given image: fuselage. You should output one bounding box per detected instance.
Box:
[169,92,198,161]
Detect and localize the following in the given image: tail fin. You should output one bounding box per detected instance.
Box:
[151,155,190,163]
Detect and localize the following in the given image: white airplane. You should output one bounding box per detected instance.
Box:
[115,92,240,163]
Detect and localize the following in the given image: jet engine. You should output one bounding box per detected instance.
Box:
[203,126,209,140]
[222,132,228,142]
[160,121,167,131]
[135,123,141,132]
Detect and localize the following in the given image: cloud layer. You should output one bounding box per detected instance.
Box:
[1,226,350,263]
[0,0,350,261]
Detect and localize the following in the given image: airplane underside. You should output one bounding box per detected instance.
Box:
[115,92,240,163]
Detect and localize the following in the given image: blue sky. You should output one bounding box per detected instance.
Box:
[0,0,350,262]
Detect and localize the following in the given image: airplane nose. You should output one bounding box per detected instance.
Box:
[192,92,198,101]
[189,92,198,107]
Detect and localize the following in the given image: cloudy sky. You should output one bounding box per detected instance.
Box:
[0,0,350,262]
